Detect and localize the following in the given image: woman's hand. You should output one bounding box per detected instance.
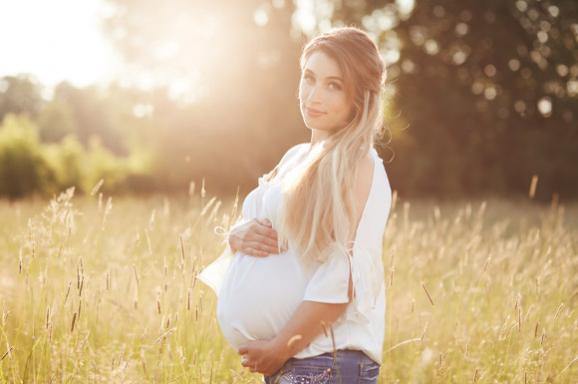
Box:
[238,338,290,376]
[228,218,288,257]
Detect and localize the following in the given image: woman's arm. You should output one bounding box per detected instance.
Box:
[239,279,352,376]
[270,277,353,360]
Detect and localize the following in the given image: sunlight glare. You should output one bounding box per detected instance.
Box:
[0,0,121,88]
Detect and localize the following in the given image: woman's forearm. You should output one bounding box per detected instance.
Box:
[272,300,349,360]
[272,260,354,359]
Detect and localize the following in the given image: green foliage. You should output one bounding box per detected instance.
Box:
[332,0,578,200]
[1,0,577,199]
[0,74,43,121]
[82,135,131,193]
[0,113,149,198]
[37,98,76,142]
[0,114,58,198]
[42,134,85,190]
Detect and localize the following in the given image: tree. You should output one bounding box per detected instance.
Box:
[327,0,578,199]
[100,0,308,194]
[0,75,44,122]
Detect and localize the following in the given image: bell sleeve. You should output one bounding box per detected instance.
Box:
[302,241,385,325]
[302,244,352,304]
[302,151,391,325]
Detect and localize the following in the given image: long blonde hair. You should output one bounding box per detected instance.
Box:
[262,26,387,267]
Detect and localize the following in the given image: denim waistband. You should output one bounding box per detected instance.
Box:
[286,348,373,366]
[264,349,379,384]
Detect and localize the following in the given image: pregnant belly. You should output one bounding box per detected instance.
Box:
[216,252,308,348]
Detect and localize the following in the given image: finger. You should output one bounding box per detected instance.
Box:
[254,223,278,238]
[257,218,272,227]
[243,242,269,257]
[240,355,251,367]
[245,241,265,253]
[275,242,289,253]
[253,233,278,249]
[248,240,286,255]
[244,230,275,244]
[255,218,272,228]
[245,223,271,242]
[267,228,278,239]
[268,230,278,240]
[252,240,284,255]
[272,238,288,252]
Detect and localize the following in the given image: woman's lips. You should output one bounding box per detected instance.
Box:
[305,107,326,118]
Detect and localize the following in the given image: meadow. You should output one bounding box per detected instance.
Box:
[0,184,576,383]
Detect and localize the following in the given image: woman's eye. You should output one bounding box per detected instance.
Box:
[329,82,341,91]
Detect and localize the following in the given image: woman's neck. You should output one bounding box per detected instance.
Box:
[310,128,331,145]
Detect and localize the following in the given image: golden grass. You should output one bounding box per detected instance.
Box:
[0,186,576,383]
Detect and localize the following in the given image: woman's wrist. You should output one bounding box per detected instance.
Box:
[270,336,294,362]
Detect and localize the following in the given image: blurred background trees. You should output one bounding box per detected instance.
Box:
[0,0,576,201]
[354,0,578,198]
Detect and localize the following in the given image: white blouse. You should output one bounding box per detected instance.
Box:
[197,143,392,365]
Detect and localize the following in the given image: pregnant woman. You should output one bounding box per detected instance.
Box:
[198,26,392,383]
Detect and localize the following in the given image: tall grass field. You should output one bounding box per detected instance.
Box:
[0,185,576,383]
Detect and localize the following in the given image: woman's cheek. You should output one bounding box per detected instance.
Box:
[332,97,350,118]
[299,80,311,96]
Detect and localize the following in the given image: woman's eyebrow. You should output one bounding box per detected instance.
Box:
[304,68,343,81]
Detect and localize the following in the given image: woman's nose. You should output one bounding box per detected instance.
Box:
[306,84,323,105]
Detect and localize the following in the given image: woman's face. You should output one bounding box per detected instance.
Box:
[299,50,353,133]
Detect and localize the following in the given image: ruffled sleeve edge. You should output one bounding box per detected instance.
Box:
[301,242,383,326]
[345,246,384,325]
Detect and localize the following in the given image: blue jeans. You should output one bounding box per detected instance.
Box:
[263,349,380,384]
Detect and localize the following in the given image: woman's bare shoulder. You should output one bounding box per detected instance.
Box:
[353,154,374,211]
[345,153,375,244]
[357,152,374,181]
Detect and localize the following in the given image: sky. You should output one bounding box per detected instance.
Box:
[0,0,121,89]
